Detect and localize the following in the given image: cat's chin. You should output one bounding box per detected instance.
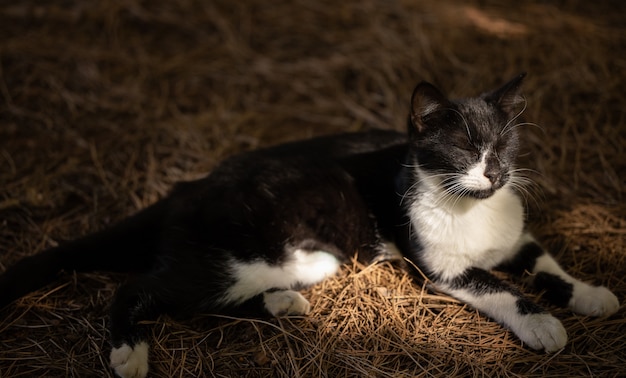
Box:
[443,186,497,200]
[465,188,496,199]
[464,180,509,199]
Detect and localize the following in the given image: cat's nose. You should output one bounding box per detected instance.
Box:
[483,156,502,185]
[484,168,500,185]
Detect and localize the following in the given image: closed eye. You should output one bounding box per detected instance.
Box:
[453,144,480,159]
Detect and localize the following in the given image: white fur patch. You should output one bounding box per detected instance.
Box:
[110,342,149,378]
[410,180,524,280]
[532,253,620,317]
[224,249,340,305]
[460,151,492,191]
[263,290,311,316]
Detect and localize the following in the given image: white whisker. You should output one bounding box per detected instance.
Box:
[501,97,527,136]
[506,168,544,211]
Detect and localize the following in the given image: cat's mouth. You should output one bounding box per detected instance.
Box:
[463,179,508,199]
[448,173,508,200]
[466,188,496,199]
[442,182,503,199]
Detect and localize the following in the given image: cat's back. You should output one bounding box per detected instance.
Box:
[260,129,405,159]
[171,129,407,204]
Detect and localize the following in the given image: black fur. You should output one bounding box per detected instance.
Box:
[448,268,516,295]
[534,272,574,308]
[497,241,575,308]
[516,298,545,315]
[497,240,545,275]
[1,129,412,359]
[0,74,617,377]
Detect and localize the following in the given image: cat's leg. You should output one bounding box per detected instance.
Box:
[106,274,313,378]
[215,289,312,318]
[498,232,620,317]
[108,278,164,378]
[222,248,342,317]
[435,268,568,352]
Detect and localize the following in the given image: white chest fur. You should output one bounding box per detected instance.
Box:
[410,186,524,281]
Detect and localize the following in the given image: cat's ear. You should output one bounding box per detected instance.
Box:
[485,72,526,115]
[410,82,453,133]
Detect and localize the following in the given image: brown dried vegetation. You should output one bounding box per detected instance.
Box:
[1,1,625,377]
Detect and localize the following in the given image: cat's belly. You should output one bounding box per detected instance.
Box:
[411,187,525,281]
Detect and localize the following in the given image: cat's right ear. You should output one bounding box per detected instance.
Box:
[410,82,452,133]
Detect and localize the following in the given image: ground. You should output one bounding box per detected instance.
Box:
[0,1,625,377]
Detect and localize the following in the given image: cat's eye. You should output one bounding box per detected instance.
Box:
[453,144,479,156]
[494,139,508,153]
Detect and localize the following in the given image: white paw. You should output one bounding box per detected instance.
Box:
[517,313,567,352]
[569,284,620,317]
[263,290,311,316]
[110,342,149,378]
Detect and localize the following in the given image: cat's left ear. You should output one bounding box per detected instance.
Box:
[485,72,526,116]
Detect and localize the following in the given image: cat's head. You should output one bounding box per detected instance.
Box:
[408,73,526,199]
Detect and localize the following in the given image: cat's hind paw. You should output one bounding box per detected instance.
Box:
[263,290,311,316]
[110,341,149,378]
[570,284,619,317]
[517,313,567,353]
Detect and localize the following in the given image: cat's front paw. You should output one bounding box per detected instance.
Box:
[517,313,567,353]
[110,341,149,378]
[263,290,311,316]
[570,284,619,317]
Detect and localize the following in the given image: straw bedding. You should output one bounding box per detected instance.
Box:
[0,1,625,377]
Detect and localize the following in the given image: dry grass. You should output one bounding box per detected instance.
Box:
[1,0,625,377]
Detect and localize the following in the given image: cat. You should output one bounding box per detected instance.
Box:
[0,73,619,378]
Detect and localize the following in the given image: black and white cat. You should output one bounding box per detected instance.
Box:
[0,73,619,378]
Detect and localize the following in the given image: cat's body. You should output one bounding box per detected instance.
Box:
[0,74,619,378]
